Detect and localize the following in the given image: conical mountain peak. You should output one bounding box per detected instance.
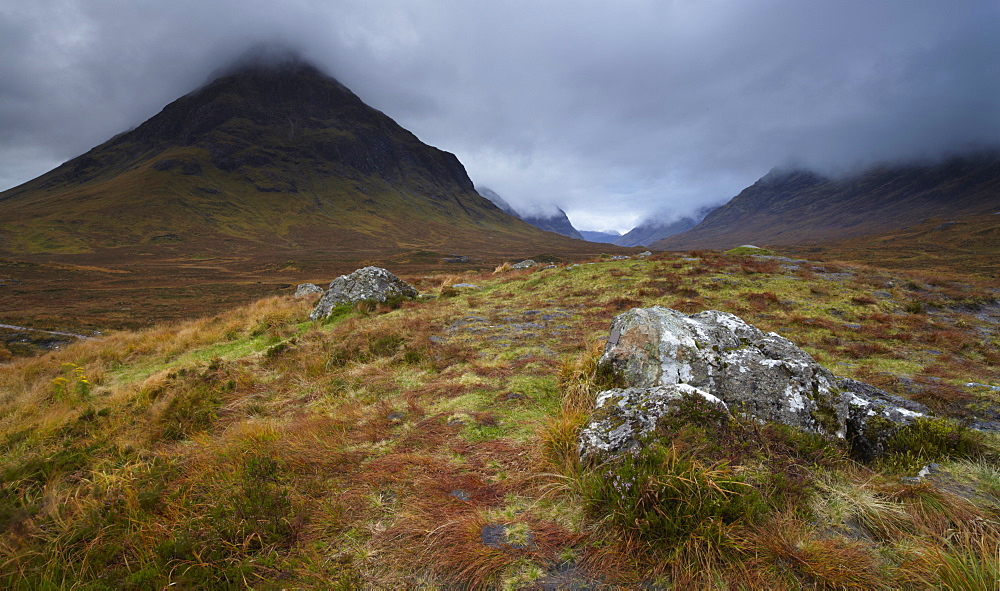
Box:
[0,48,587,262]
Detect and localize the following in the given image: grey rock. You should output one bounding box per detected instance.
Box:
[600,307,847,437]
[511,259,537,269]
[480,523,533,550]
[578,384,728,462]
[839,377,926,462]
[966,382,1000,392]
[637,251,653,258]
[583,307,926,461]
[294,283,324,297]
[309,267,418,320]
[917,464,940,479]
[451,283,480,289]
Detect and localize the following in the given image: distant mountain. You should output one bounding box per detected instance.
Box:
[521,208,584,240]
[475,186,584,240]
[475,187,520,218]
[579,230,622,244]
[653,152,1000,251]
[616,206,716,247]
[0,51,584,263]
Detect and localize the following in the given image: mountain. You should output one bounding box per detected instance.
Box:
[475,186,584,240]
[579,230,621,243]
[520,208,584,240]
[476,187,520,218]
[615,206,716,247]
[653,152,1000,251]
[0,52,584,263]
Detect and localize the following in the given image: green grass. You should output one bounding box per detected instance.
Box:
[0,250,997,587]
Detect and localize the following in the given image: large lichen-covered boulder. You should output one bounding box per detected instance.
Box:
[581,307,927,462]
[578,385,729,462]
[601,307,847,437]
[309,267,418,320]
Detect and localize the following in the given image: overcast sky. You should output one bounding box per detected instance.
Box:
[2,1,998,232]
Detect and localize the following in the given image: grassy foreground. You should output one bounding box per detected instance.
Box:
[1,251,998,588]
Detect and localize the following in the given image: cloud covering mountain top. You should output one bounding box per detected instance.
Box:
[2,1,998,232]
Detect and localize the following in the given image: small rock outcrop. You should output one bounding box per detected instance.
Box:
[294,283,324,297]
[511,260,536,269]
[578,385,729,462]
[309,267,418,320]
[581,307,925,461]
[839,377,927,462]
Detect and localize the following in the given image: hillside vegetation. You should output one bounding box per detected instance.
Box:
[1,251,998,588]
[654,152,1000,251]
[0,60,602,270]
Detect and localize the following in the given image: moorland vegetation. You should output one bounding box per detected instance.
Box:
[0,249,998,588]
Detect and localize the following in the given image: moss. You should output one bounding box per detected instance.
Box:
[593,359,626,390]
[726,246,774,256]
[805,386,842,435]
[654,391,731,435]
[857,415,991,473]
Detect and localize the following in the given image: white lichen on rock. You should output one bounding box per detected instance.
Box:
[580,307,930,461]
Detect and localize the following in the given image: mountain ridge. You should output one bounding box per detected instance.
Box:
[653,152,1000,251]
[476,186,585,240]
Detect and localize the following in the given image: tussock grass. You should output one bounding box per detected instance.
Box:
[0,251,998,587]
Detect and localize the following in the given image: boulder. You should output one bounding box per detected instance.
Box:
[578,384,729,462]
[839,377,926,462]
[601,307,846,436]
[511,260,536,269]
[294,283,324,297]
[581,306,926,461]
[309,267,418,320]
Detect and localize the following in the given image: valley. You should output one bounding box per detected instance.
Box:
[0,45,997,590]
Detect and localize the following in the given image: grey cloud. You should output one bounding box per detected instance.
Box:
[1,0,997,232]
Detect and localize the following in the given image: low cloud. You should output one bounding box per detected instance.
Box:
[2,1,997,232]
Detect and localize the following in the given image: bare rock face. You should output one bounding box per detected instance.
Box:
[309,267,418,320]
[294,283,324,298]
[578,384,729,462]
[601,307,847,436]
[580,307,925,461]
[839,377,928,462]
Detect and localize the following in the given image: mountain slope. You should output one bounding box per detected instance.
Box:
[476,187,520,218]
[653,152,1000,251]
[520,207,584,240]
[616,216,699,247]
[0,56,583,261]
[476,186,585,240]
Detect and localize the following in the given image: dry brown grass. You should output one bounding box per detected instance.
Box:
[746,513,889,589]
